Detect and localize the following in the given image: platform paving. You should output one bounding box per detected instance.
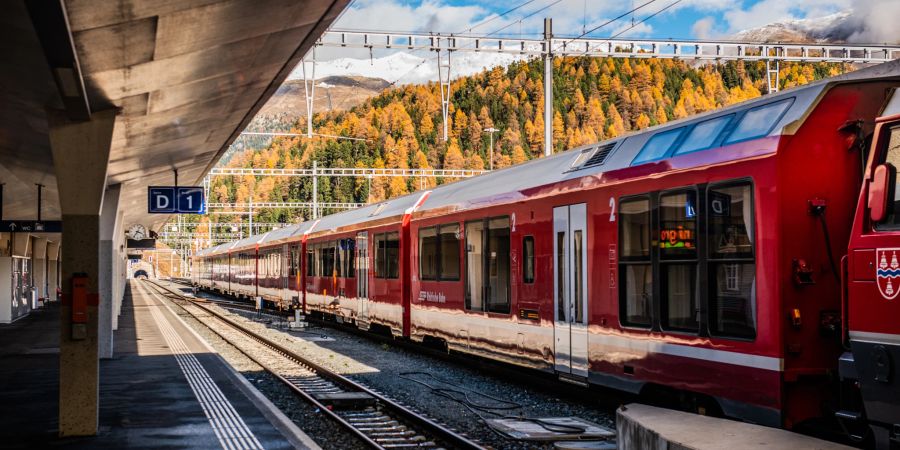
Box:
[616,403,852,450]
[0,281,319,449]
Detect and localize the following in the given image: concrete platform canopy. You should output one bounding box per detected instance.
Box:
[0,0,350,438]
[2,0,348,233]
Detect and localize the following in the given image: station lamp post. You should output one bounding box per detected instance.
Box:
[483,127,499,171]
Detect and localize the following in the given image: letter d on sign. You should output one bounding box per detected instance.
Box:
[156,194,169,209]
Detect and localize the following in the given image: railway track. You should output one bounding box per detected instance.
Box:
[168,281,625,405]
[143,280,485,450]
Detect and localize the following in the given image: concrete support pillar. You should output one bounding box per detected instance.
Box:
[32,237,48,303]
[113,209,125,329]
[49,109,116,437]
[98,184,121,359]
[47,241,59,301]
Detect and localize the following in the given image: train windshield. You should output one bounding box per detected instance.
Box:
[674,115,733,155]
[632,128,685,165]
[725,98,793,144]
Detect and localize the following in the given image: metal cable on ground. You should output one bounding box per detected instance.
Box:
[399,371,588,440]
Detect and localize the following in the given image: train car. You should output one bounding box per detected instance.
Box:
[193,242,236,293]
[192,60,900,444]
[301,193,429,334]
[225,234,269,299]
[845,89,900,448]
[255,224,304,308]
[401,64,898,430]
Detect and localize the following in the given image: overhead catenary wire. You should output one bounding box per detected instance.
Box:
[561,0,657,46]
[569,0,684,57]
[387,0,563,87]
[458,0,539,35]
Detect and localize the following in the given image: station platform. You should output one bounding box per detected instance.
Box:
[616,403,851,450]
[0,280,320,449]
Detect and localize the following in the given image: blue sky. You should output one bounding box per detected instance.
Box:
[304,0,896,83]
[332,0,860,41]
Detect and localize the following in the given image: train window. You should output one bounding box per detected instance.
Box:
[523,236,535,284]
[340,239,355,278]
[375,234,386,278]
[659,191,697,260]
[419,227,438,280]
[306,246,314,277]
[707,182,756,339]
[419,224,459,281]
[465,220,485,311]
[674,115,733,155]
[574,230,584,323]
[487,217,511,314]
[619,197,652,327]
[660,191,699,331]
[289,245,298,278]
[385,232,400,279]
[336,242,345,278]
[631,128,685,166]
[465,217,511,313]
[439,224,461,281]
[875,126,900,230]
[724,98,793,144]
[556,231,566,321]
[322,243,334,278]
[620,198,651,260]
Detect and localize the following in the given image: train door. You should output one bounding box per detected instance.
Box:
[553,204,589,378]
[846,107,900,444]
[356,231,369,328]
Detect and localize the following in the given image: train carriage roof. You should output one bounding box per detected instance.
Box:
[198,60,900,255]
[258,223,304,247]
[228,233,272,253]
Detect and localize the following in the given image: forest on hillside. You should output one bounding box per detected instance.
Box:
[185,57,846,239]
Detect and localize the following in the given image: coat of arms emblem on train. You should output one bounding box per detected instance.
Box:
[876,248,900,300]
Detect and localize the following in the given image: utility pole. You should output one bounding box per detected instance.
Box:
[249,196,255,236]
[437,38,452,142]
[303,49,316,138]
[483,127,499,171]
[312,160,319,219]
[543,18,553,157]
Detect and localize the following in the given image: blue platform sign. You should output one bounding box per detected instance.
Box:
[148,186,205,214]
[177,187,205,213]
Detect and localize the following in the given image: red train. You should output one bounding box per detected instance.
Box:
[193,60,900,447]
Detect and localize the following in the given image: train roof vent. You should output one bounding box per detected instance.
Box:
[581,142,616,168]
[369,203,388,217]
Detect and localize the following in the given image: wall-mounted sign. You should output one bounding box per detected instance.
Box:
[148,186,205,214]
[127,238,157,249]
[1,220,62,233]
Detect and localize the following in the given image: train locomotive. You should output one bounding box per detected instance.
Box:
[193,60,900,447]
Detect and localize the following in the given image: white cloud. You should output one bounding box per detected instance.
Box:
[691,16,720,39]
[723,0,798,32]
[298,0,900,89]
[839,0,900,43]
